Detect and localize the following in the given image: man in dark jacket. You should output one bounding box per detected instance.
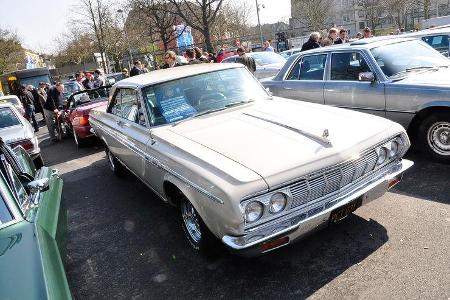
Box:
[301,32,321,52]
[130,61,143,76]
[334,29,348,44]
[43,83,64,142]
[18,85,39,132]
[236,47,256,74]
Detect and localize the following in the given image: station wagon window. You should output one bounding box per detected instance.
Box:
[287,54,327,80]
[330,52,371,81]
[110,89,122,117]
[110,88,146,126]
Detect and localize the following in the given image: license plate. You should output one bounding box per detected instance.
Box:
[329,198,362,223]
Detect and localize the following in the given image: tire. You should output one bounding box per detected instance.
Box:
[180,196,220,255]
[418,112,450,163]
[105,147,125,176]
[33,155,44,170]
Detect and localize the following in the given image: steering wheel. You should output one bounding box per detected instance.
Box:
[198,92,226,104]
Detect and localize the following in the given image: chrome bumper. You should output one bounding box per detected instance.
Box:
[222,159,413,256]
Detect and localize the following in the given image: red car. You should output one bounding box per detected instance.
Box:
[63,86,111,147]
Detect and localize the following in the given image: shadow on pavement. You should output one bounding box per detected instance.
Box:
[391,150,450,205]
[36,130,103,167]
[62,158,388,300]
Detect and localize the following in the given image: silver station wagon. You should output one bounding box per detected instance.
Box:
[262,37,450,163]
[90,64,413,256]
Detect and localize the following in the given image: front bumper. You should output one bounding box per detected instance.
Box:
[222,159,413,256]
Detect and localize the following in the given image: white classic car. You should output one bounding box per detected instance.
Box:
[89,64,413,256]
[0,103,43,168]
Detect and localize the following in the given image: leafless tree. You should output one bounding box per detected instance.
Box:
[129,0,182,51]
[291,0,334,32]
[213,1,252,41]
[385,0,413,29]
[355,0,386,33]
[74,0,111,73]
[168,0,225,52]
[54,30,96,66]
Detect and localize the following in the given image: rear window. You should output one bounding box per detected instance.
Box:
[0,108,21,129]
[422,35,449,49]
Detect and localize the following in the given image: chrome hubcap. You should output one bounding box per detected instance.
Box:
[428,122,450,156]
[106,150,115,171]
[181,201,202,243]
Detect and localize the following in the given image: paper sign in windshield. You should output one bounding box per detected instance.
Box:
[159,95,197,122]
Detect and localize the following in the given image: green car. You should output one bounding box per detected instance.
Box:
[0,139,71,299]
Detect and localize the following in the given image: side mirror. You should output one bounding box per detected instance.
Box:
[359,72,375,82]
[27,178,50,194]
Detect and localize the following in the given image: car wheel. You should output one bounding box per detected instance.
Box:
[419,112,450,163]
[105,147,125,176]
[33,155,44,169]
[180,196,220,255]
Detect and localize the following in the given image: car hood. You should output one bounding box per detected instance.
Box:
[167,98,400,188]
[0,125,30,143]
[395,67,450,86]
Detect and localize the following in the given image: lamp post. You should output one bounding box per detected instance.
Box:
[117,9,133,70]
[255,0,264,46]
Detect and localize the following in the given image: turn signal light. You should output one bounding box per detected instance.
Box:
[74,116,89,126]
[9,139,33,151]
[260,236,289,252]
[388,176,401,189]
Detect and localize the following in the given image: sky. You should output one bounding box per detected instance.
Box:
[0,0,291,54]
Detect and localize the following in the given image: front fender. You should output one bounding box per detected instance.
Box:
[163,174,244,238]
[417,100,450,112]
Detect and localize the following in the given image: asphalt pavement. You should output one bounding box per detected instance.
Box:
[35,122,450,300]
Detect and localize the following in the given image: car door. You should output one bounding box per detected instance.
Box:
[278,53,327,104]
[323,51,386,118]
[114,88,150,179]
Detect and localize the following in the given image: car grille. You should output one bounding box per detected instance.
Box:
[290,150,378,209]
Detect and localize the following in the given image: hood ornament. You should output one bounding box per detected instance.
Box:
[322,129,329,139]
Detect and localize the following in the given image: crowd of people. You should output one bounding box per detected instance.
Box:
[301,27,373,51]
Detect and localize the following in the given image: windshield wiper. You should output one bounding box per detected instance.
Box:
[224,99,255,108]
[405,66,438,72]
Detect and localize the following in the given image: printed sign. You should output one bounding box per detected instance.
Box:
[175,24,194,49]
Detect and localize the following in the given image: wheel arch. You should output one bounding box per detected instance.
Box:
[407,104,450,144]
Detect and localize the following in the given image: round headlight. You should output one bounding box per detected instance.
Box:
[388,141,399,158]
[245,201,264,223]
[269,193,287,214]
[377,147,387,165]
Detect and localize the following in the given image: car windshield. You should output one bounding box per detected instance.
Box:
[370,40,450,79]
[0,108,21,128]
[70,86,110,108]
[141,67,270,126]
[0,96,20,107]
[64,82,80,94]
[251,52,287,66]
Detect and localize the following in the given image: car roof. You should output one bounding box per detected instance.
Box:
[297,37,419,55]
[116,63,244,88]
[399,27,450,37]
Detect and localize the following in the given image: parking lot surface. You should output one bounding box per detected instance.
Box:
[37,127,449,300]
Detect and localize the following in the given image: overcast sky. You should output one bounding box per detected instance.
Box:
[0,0,291,54]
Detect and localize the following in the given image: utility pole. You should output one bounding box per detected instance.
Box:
[117,9,133,70]
[255,0,264,46]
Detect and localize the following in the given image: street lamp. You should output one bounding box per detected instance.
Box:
[255,0,264,46]
[117,8,133,69]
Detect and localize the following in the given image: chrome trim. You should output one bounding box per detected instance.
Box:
[243,113,332,147]
[93,119,225,205]
[222,159,413,250]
